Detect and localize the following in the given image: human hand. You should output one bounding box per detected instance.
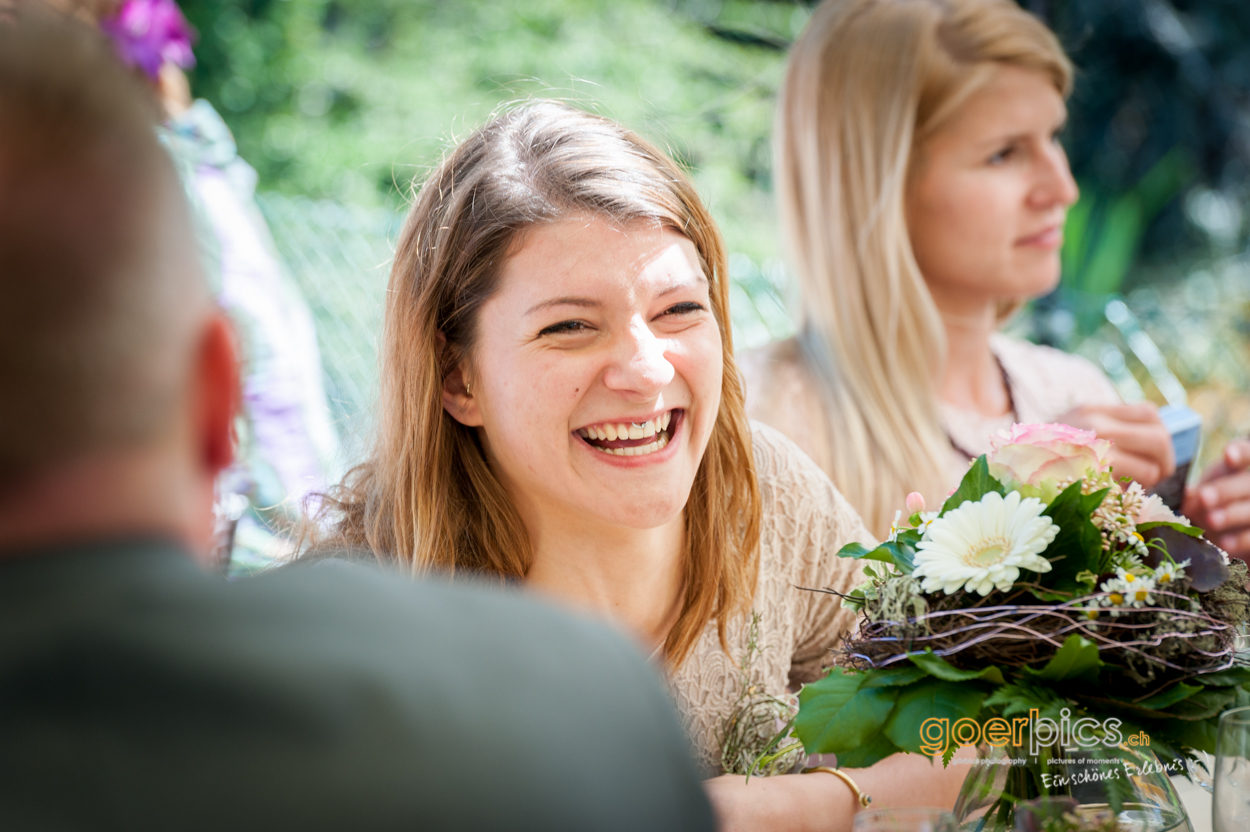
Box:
[1057,404,1175,488]
[1183,439,1250,560]
[702,771,856,832]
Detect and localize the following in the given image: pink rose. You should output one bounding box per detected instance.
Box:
[987,423,1113,501]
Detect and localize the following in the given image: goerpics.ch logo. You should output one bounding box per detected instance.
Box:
[920,708,1150,758]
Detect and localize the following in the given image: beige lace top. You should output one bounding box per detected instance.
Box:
[739,333,1121,495]
[667,423,873,774]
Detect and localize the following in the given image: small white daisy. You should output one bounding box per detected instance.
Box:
[1079,600,1103,626]
[1126,575,1157,607]
[913,491,1058,596]
[1100,578,1131,616]
[915,510,940,535]
[888,510,905,543]
[1154,559,1189,584]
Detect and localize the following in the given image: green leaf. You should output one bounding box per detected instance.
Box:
[861,666,930,689]
[1020,635,1102,684]
[883,679,986,755]
[908,650,1006,685]
[1194,667,1250,687]
[836,733,901,769]
[1035,483,1107,591]
[1137,520,1202,538]
[941,456,1006,515]
[796,669,899,755]
[837,542,878,560]
[984,682,1066,719]
[1166,717,1220,755]
[1133,683,1201,710]
[836,541,915,575]
[1167,688,1236,720]
[1080,487,1112,515]
[876,541,916,574]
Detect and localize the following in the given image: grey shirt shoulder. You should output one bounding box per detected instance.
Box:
[0,540,714,832]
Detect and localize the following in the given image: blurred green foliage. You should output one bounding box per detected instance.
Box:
[179,0,806,264]
[181,0,1250,306]
[1037,0,1250,293]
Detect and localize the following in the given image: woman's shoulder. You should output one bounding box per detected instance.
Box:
[738,338,836,476]
[991,332,1121,416]
[749,421,874,575]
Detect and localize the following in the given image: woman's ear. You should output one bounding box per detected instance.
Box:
[442,363,483,427]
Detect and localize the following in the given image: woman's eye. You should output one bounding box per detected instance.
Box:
[538,320,590,336]
[661,301,706,317]
[989,145,1015,165]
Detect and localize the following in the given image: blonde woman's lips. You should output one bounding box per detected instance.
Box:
[1017,225,1063,249]
[574,409,682,459]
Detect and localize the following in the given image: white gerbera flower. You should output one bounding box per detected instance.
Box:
[913,491,1059,596]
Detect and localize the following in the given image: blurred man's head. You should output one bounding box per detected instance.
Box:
[0,2,236,555]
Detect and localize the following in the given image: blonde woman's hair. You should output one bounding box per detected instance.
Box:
[312,100,761,666]
[775,0,1072,536]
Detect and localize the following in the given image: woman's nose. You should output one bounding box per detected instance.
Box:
[1032,142,1079,210]
[602,318,675,396]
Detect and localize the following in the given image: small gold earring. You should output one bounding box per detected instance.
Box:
[466,381,472,396]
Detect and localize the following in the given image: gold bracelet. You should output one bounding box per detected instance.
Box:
[801,766,872,809]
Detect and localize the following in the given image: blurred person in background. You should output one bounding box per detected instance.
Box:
[58,0,342,572]
[307,100,968,831]
[0,6,717,829]
[742,0,1188,540]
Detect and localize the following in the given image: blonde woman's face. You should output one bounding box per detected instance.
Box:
[447,216,723,533]
[906,65,1079,308]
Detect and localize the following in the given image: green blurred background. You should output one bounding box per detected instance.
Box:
[178,0,1250,465]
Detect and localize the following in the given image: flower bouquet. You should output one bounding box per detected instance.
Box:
[794,424,1250,831]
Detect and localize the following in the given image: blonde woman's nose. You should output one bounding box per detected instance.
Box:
[602,319,676,395]
[1031,142,1079,209]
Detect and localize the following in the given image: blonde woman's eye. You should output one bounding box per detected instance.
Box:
[539,320,590,336]
[989,146,1014,165]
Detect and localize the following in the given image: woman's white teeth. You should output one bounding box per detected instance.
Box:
[579,413,671,442]
[595,432,670,456]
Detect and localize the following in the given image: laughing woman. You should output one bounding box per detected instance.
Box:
[309,102,963,829]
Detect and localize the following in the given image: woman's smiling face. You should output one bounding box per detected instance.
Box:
[445,215,723,532]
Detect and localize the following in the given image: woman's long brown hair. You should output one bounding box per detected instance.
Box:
[311,101,761,666]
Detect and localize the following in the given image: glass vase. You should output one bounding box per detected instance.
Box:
[952,742,1194,832]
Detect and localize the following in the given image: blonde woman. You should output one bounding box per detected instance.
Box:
[742,0,1181,539]
[311,101,965,829]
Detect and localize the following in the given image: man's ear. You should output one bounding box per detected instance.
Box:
[442,362,483,427]
[196,312,241,475]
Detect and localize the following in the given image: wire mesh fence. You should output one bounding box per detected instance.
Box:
[257,193,400,463]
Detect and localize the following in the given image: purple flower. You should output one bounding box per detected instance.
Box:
[100,0,196,80]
